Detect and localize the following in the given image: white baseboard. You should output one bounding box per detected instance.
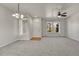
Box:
[0,37,18,48]
[66,36,79,42]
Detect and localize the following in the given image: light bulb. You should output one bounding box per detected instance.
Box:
[21,14,24,19]
[12,14,16,17]
[12,13,19,18]
[16,15,19,19]
[58,15,61,18]
[12,13,25,19]
[15,13,19,19]
[15,13,19,16]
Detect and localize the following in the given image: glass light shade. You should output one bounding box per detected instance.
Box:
[12,13,25,19]
[12,14,16,17]
[15,13,19,19]
[58,15,61,18]
[21,14,24,19]
[15,15,19,19]
[15,13,19,16]
[12,13,20,19]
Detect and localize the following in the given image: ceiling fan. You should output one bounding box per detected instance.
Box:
[58,9,67,17]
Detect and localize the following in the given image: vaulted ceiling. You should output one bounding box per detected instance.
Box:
[1,3,79,18]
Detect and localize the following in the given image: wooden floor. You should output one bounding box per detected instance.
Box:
[31,36,41,41]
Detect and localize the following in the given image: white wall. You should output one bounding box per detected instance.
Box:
[28,18,33,39]
[0,5,18,47]
[32,17,42,37]
[67,13,79,41]
[19,18,32,40]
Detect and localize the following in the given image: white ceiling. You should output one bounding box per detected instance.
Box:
[1,3,79,18]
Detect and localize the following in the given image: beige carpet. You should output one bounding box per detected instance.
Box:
[0,37,79,56]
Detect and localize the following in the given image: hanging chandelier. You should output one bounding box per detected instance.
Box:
[12,3,24,19]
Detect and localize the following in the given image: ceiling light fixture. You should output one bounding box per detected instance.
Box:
[57,8,61,18]
[57,9,67,18]
[12,3,24,19]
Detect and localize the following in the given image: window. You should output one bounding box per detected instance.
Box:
[47,22,60,33]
